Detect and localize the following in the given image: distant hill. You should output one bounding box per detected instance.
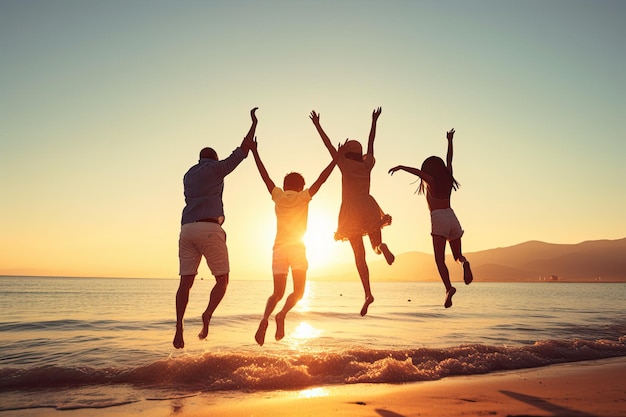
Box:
[312,238,626,282]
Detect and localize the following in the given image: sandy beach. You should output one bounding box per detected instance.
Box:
[5,357,624,417]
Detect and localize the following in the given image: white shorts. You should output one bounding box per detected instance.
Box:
[430,208,464,241]
[272,243,308,275]
[179,222,229,277]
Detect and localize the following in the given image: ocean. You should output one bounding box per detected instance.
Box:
[1,276,625,412]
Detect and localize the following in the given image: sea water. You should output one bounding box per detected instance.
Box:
[1,276,625,411]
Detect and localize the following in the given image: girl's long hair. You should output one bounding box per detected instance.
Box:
[417,156,460,195]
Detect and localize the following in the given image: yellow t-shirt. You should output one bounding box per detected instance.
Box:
[271,187,312,247]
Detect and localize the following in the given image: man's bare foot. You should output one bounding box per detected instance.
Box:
[444,287,457,308]
[198,312,211,340]
[463,262,473,285]
[275,312,286,341]
[379,243,395,265]
[173,326,184,349]
[255,319,269,346]
[360,295,375,316]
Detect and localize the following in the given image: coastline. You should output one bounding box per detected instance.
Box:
[5,356,625,417]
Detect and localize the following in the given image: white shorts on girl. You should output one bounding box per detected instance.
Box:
[430,208,464,241]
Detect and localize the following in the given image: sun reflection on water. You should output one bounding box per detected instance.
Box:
[297,387,330,398]
[284,284,323,348]
[285,321,323,350]
[294,284,313,313]
[292,321,322,339]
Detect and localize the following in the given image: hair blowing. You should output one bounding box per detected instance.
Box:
[417,156,460,195]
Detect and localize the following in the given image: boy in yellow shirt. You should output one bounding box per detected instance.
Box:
[250,138,335,345]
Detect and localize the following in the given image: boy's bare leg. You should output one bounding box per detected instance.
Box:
[198,274,229,340]
[256,274,287,346]
[173,275,195,349]
[275,271,305,341]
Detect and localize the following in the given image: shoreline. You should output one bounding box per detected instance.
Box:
[4,356,625,417]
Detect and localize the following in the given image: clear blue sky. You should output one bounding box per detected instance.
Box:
[1,1,624,278]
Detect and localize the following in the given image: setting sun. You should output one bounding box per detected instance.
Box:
[304,208,339,270]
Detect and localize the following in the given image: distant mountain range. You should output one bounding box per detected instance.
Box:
[312,238,626,282]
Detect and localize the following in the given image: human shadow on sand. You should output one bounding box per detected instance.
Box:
[500,390,599,417]
[375,409,406,417]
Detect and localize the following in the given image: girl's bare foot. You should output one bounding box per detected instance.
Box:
[360,295,375,316]
[379,243,395,265]
[463,262,473,285]
[255,319,269,346]
[444,287,457,308]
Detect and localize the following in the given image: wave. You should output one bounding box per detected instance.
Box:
[0,319,172,332]
[2,337,625,396]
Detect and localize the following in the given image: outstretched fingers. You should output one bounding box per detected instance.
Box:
[447,128,455,140]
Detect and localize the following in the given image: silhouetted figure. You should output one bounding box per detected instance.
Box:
[310,107,394,316]
[173,107,258,349]
[250,136,335,345]
[389,128,473,308]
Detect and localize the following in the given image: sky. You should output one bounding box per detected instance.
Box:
[1,1,625,280]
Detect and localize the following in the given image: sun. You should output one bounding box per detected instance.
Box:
[304,208,339,270]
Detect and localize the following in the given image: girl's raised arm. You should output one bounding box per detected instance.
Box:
[446,128,455,175]
[310,110,339,160]
[366,107,382,157]
[388,165,434,185]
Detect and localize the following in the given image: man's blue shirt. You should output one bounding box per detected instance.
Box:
[181,147,246,225]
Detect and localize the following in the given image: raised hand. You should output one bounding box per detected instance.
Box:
[310,110,338,159]
[240,107,259,155]
[337,138,349,153]
[447,128,455,141]
[309,110,320,125]
[388,166,402,175]
[242,135,255,153]
[372,107,382,121]
[250,136,258,153]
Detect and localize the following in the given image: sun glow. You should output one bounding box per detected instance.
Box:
[292,321,322,340]
[297,387,330,399]
[304,209,338,270]
[294,284,313,313]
